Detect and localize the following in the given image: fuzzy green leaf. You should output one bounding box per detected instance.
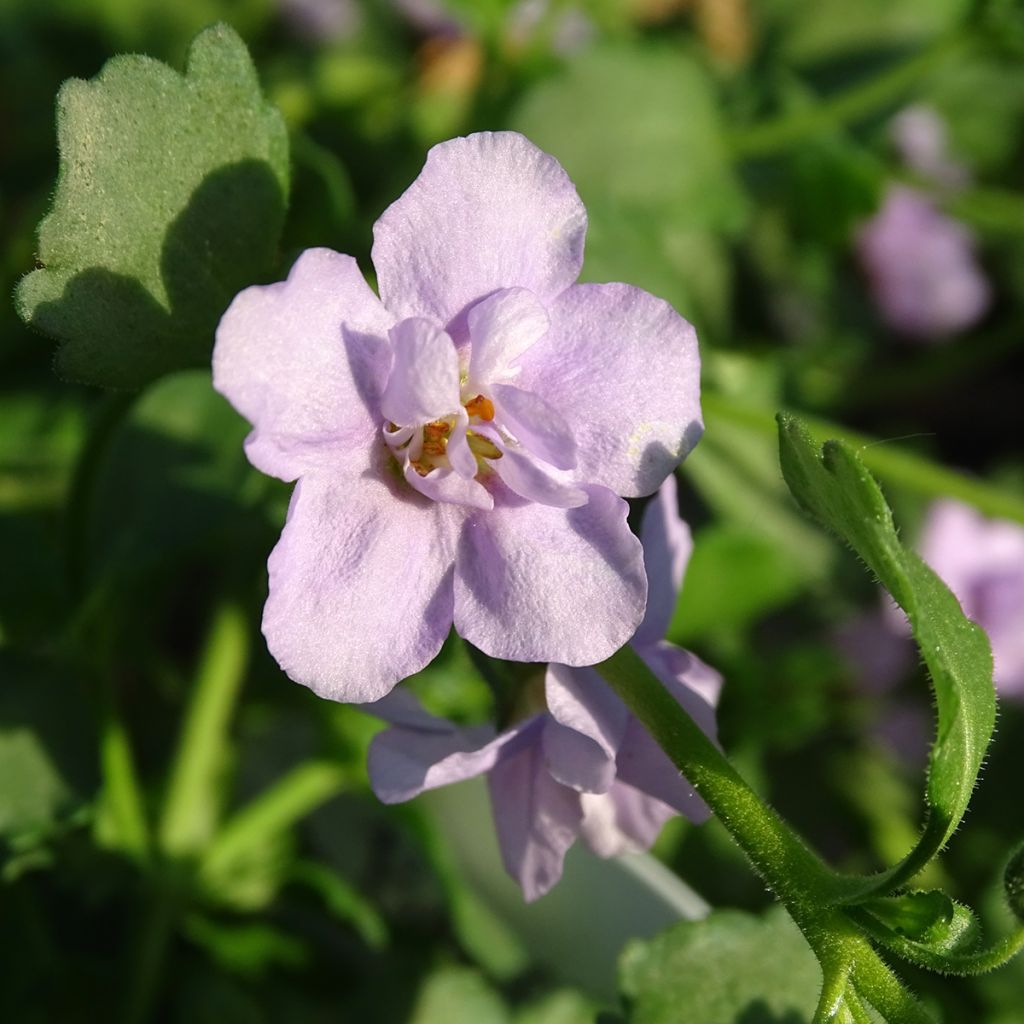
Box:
[17,24,288,389]
[777,414,997,895]
[619,907,821,1023]
[856,891,981,957]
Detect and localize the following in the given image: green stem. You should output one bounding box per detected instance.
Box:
[728,35,965,159]
[199,761,347,884]
[95,686,149,860]
[850,942,937,1024]
[158,602,249,858]
[64,392,135,598]
[703,392,1024,526]
[597,646,837,906]
[121,887,176,1024]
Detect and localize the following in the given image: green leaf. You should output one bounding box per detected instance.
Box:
[857,891,980,954]
[0,653,97,843]
[183,914,308,978]
[510,45,746,233]
[1005,844,1024,923]
[619,907,821,1023]
[669,522,806,643]
[410,966,509,1024]
[777,414,997,893]
[17,24,288,389]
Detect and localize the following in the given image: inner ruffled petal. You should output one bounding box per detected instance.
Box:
[492,383,577,470]
[403,461,494,510]
[491,442,587,509]
[467,288,551,387]
[381,318,461,427]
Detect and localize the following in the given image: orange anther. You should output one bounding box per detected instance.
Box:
[465,394,495,421]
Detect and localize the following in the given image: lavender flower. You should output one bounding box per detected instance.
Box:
[279,0,361,42]
[213,132,702,703]
[856,185,990,339]
[367,476,721,900]
[915,500,1024,698]
[889,105,969,190]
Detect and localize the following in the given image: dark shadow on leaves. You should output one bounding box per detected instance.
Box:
[736,1001,808,1024]
[33,159,285,389]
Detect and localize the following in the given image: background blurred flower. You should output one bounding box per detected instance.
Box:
[279,0,360,42]
[889,105,969,190]
[366,476,722,899]
[856,185,990,339]
[915,499,1024,698]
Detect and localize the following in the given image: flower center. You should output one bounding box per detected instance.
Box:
[387,393,503,481]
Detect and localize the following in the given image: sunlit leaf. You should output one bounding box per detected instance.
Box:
[778,414,997,892]
[17,24,288,389]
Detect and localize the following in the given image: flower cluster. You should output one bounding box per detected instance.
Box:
[367,476,721,899]
[214,131,702,704]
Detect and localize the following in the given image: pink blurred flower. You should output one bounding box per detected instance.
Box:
[856,185,990,339]
[916,500,1024,697]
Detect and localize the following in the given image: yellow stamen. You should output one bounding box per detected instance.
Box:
[465,394,495,422]
[467,433,501,460]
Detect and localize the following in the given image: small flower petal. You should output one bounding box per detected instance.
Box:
[454,484,646,665]
[213,248,393,481]
[517,283,702,497]
[263,470,460,703]
[368,713,534,803]
[544,663,629,765]
[579,783,675,858]
[403,461,494,510]
[541,716,616,794]
[633,474,693,647]
[372,132,587,326]
[491,443,587,508]
[381,318,461,426]
[467,288,550,386]
[488,735,583,901]
[492,383,577,470]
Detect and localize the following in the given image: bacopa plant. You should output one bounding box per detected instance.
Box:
[9,16,1024,1024]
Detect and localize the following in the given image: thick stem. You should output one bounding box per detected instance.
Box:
[597,645,838,907]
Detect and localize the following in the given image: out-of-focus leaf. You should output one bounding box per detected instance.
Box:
[289,860,389,949]
[409,966,510,1024]
[183,914,309,978]
[0,654,96,841]
[513,990,596,1024]
[669,522,805,643]
[581,202,732,337]
[17,24,288,388]
[619,907,820,1023]
[85,370,269,584]
[0,392,84,643]
[778,414,997,890]
[511,45,747,232]
[767,0,969,62]
[682,412,835,584]
[921,57,1024,172]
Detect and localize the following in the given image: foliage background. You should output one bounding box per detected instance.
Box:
[1,0,1023,1020]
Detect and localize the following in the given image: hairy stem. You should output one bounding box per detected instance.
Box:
[597,645,838,907]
